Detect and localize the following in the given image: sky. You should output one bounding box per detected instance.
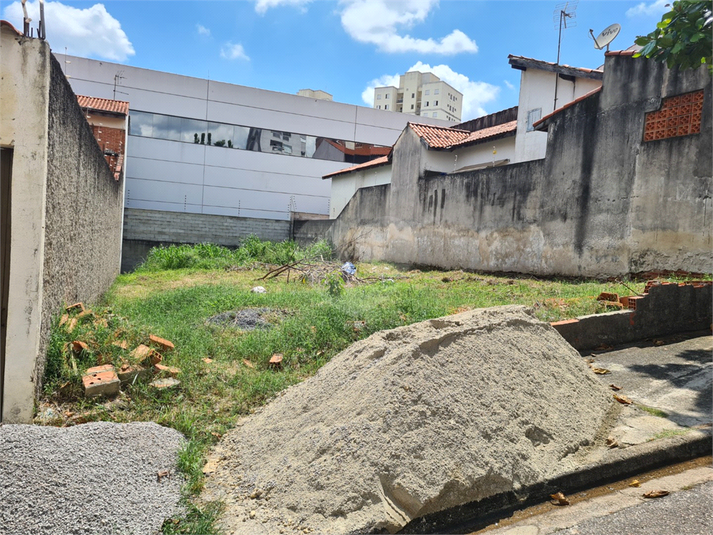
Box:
[3,0,672,121]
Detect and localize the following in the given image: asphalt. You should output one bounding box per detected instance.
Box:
[403,331,713,534]
[459,332,713,535]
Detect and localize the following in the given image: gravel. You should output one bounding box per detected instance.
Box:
[0,421,185,535]
[202,305,613,535]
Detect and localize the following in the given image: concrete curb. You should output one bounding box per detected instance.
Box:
[399,429,712,534]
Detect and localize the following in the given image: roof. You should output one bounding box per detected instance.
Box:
[533,87,602,131]
[320,139,391,157]
[408,123,470,148]
[0,19,22,36]
[508,55,603,81]
[452,120,517,148]
[322,155,391,179]
[76,95,129,116]
[605,50,637,57]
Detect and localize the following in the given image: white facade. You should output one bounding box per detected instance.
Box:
[65,56,450,222]
[329,163,392,219]
[373,71,462,122]
[510,58,603,162]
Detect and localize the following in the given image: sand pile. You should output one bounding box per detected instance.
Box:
[203,306,612,534]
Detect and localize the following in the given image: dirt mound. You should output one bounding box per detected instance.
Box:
[203,306,612,534]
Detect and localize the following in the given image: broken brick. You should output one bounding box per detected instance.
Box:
[66,302,85,313]
[112,340,128,350]
[117,363,150,384]
[82,365,120,398]
[596,292,619,302]
[269,353,283,368]
[59,314,69,327]
[72,341,89,353]
[131,344,162,367]
[154,363,181,377]
[149,377,181,390]
[149,334,175,352]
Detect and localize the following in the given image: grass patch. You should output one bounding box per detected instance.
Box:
[650,428,690,441]
[41,240,688,533]
[636,403,669,418]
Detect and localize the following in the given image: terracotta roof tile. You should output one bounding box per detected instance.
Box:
[76,95,129,116]
[409,123,470,148]
[321,139,391,157]
[605,50,637,57]
[1,19,22,36]
[322,155,390,179]
[453,120,517,147]
[533,87,602,130]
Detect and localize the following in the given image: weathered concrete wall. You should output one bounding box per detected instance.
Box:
[292,219,333,247]
[0,29,124,421]
[37,54,124,399]
[330,57,712,277]
[122,208,290,271]
[0,27,50,422]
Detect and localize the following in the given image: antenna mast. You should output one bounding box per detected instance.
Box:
[113,71,128,100]
[553,1,578,111]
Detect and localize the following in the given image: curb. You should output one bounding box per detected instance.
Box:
[399,429,712,534]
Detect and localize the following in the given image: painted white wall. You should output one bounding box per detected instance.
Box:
[65,55,450,220]
[514,69,602,163]
[424,136,516,174]
[330,164,392,218]
[0,29,50,422]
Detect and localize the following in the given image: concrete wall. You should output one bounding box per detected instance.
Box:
[0,28,123,421]
[329,164,392,219]
[329,56,712,278]
[122,207,290,271]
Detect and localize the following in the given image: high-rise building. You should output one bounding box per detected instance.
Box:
[373,71,463,122]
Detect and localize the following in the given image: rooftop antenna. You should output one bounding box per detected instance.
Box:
[113,71,128,99]
[552,1,578,110]
[589,23,621,52]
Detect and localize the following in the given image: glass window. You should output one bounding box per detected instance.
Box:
[434,100,438,106]
[425,89,430,96]
[434,89,440,95]
[208,122,235,147]
[411,104,414,109]
[527,108,542,132]
[385,104,388,110]
[232,125,250,149]
[377,94,382,100]
[181,118,204,143]
[129,111,154,137]
[433,112,437,117]
[385,94,390,99]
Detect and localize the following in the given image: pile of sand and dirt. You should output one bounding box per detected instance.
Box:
[202,305,613,534]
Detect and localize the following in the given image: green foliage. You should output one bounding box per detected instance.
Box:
[136,238,333,272]
[213,139,226,147]
[325,272,344,297]
[634,1,712,72]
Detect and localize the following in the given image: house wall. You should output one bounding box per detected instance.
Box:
[0,30,124,422]
[329,164,392,219]
[514,69,602,163]
[426,136,517,173]
[329,57,712,278]
[0,28,50,422]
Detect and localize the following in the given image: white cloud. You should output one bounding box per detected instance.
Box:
[220,42,250,61]
[626,0,670,18]
[504,80,515,91]
[255,0,313,15]
[2,0,134,61]
[196,24,211,36]
[363,62,499,120]
[340,0,477,54]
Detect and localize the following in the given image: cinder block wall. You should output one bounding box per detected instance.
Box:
[122,208,290,271]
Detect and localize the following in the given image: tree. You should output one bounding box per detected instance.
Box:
[634,1,712,72]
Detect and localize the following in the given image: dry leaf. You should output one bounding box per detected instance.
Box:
[59,314,69,327]
[66,318,78,332]
[94,318,108,328]
[629,480,641,488]
[606,436,619,448]
[550,492,570,506]
[242,359,254,368]
[610,384,622,391]
[653,340,665,346]
[643,490,669,499]
[71,341,89,352]
[592,367,611,375]
[202,357,213,364]
[614,394,633,405]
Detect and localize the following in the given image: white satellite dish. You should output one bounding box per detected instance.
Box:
[590,23,621,51]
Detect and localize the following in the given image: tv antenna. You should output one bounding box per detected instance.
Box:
[589,23,621,52]
[552,1,578,110]
[113,71,128,99]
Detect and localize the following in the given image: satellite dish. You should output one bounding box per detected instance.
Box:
[590,23,621,51]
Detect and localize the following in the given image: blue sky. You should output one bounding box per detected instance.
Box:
[4,0,671,120]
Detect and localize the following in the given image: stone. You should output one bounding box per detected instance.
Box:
[251,286,267,294]
[149,378,181,390]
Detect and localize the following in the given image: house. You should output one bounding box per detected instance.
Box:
[0,21,125,422]
[62,55,451,271]
[76,95,129,181]
[373,71,463,122]
[326,50,711,278]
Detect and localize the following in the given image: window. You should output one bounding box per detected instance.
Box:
[385,104,388,110]
[432,112,438,117]
[377,105,381,109]
[425,89,430,96]
[526,108,542,132]
[425,101,429,107]
[434,89,440,95]
[272,131,282,138]
[377,94,382,100]
[411,104,414,109]
[434,100,438,106]
[385,93,390,99]
[411,93,415,98]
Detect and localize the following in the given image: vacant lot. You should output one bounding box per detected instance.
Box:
[39,241,658,533]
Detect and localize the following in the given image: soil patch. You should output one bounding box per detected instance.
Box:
[206,308,289,330]
[202,306,613,534]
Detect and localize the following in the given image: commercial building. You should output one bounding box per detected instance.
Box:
[62,56,450,270]
[373,71,463,122]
